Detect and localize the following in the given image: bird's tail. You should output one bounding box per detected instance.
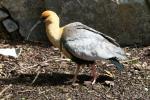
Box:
[109,58,124,71]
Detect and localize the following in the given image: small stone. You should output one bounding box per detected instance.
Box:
[126,53,131,57]
[64,71,71,74]
[134,70,139,74]
[0,10,9,21]
[105,81,114,86]
[53,47,59,51]
[127,72,132,77]
[2,19,18,32]
[21,97,26,100]
[67,98,72,100]
[137,76,141,79]
[72,83,79,87]
[142,62,148,67]
[144,87,148,92]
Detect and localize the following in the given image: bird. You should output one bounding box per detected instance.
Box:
[41,10,127,85]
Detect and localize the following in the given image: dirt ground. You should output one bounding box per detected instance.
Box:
[0,40,149,100]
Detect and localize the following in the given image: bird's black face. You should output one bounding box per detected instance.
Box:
[41,10,55,24]
[41,10,59,24]
[41,11,51,22]
[40,16,46,22]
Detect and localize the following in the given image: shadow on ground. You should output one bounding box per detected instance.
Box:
[0,72,113,86]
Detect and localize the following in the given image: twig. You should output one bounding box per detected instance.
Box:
[31,71,40,84]
[105,86,112,93]
[31,66,41,84]
[0,84,12,97]
[53,58,71,62]
[121,57,140,63]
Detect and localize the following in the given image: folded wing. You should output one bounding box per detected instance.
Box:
[61,22,126,61]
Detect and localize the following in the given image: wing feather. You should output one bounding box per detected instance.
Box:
[75,23,120,46]
[61,22,126,61]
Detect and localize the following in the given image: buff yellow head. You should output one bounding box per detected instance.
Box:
[41,10,59,23]
[41,10,62,48]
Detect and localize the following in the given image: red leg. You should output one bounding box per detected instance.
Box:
[72,64,81,84]
[84,63,98,85]
[91,63,97,84]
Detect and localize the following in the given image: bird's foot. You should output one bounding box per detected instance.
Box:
[84,78,97,86]
[84,63,98,86]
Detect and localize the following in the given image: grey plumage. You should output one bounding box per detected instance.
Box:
[61,22,126,63]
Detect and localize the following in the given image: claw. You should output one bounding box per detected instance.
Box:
[91,79,96,85]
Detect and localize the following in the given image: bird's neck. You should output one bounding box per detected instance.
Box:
[46,21,63,48]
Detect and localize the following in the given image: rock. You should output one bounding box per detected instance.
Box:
[1,0,47,41]
[0,0,150,46]
[44,0,150,46]
[0,23,10,39]
[2,19,18,32]
[0,10,9,21]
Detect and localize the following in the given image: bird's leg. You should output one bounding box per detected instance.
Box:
[72,64,81,84]
[65,64,80,85]
[91,63,97,85]
[84,63,98,85]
